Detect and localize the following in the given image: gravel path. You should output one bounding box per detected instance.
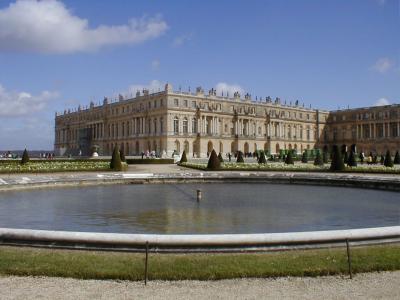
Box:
[1,272,399,300]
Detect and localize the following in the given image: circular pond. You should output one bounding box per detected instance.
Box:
[0,183,399,234]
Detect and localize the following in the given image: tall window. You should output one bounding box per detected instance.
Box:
[173,117,179,134]
[174,99,179,106]
[183,117,188,133]
[192,118,197,133]
[160,118,164,133]
[154,118,157,134]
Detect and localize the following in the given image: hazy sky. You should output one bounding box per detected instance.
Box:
[0,0,398,149]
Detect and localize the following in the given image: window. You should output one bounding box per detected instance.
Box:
[183,117,188,133]
[160,99,164,106]
[183,100,188,107]
[174,99,179,106]
[192,101,196,108]
[154,118,157,134]
[148,102,151,109]
[192,118,197,133]
[173,117,179,134]
[160,118,164,133]
[154,100,157,108]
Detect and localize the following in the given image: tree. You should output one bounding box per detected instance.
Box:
[119,148,126,162]
[180,150,187,163]
[236,151,244,163]
[218,152,224,163]
[347,150,357,167]
[21,148,29,165]
[394,151,400,164]
[314,151,323,166]
[384,150,394,167]
[110,145,123,171]
[343,151,348,164]
[322,150,329,164]
[207,149,221,170]
[330,145,345,171]
[285,150,294,165]
[301,151,308,163]
[258,151,267,164]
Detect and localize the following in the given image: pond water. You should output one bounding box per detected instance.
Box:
[0,183,398,234]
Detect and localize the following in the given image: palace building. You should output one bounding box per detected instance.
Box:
[54,83,400,157]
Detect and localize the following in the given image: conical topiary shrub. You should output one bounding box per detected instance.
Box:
[347,150,357,167]
[323,150,329,164]
[110,145,123,171]
[380,154,384,165]
[314,151,323,166]
[258,151,267,164]
[207,149,221,170]
[394,151,400,164]
[301,151,308,163]
[330,145,345,171]
[218,152,224,163]
[21,148,29,165]
[236,151,244,163]
[384,150,394,167]
[119,148,126,162]
[180,150,188,163]
[285,150,294,165]
[343,151,348,164]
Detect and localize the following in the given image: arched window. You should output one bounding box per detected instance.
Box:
[173,117,179,134]
[183,117,188,133]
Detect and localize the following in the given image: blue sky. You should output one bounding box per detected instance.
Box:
[0,0,398,149]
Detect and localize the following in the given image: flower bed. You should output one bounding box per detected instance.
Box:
[180,162,400,174]
[0,161,111,174]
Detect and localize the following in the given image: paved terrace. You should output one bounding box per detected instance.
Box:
[1,164,400,191]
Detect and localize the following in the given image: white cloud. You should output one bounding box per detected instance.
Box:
[172,33,192,47]
[215,82,244,97]
[0,0,168,54]
[0,84,58,117]
[127,80,165,96]
[371,57,394,73]
[151,59,160,70]
[374,98,390,106]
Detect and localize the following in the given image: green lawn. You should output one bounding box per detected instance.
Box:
[0,244,399,281]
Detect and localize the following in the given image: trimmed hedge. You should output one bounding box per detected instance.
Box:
[125,158,174,164]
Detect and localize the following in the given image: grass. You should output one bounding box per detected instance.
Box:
[0,244,399,280]
[181,162,400,174]
[0,161,111,174]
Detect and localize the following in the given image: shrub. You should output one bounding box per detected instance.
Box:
[285,150,294,165]
[384,150,394,167]
[314,151,323,166]
[347,151,357,167]
[322,150,329,164]
[119,148,126,162]
[110,145,123,171]
[207,149,221,170]
[394,151,400,164]
[380,155,385,165]
[236,151,244,163]
[180,150,188,163]
[218,152,224,163]
[343,151,348,164]
[330,145,345,171]
[301,151,308,163]
[258,151,267,164]
[20,149,29,165]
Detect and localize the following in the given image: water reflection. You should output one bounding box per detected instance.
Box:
[0,183,398,234]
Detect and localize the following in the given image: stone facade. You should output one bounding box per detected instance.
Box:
[55,83,398,157]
